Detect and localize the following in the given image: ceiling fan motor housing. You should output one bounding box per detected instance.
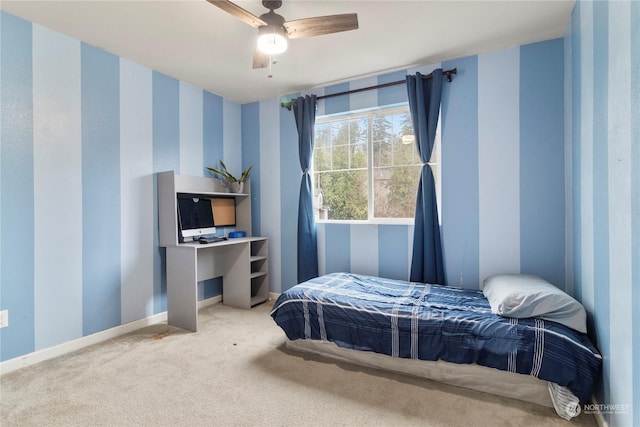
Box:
[262,0,282,11]
[259,10,286,28]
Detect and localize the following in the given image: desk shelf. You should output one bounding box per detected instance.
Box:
[250,239,269,307]
[251,295,269,306]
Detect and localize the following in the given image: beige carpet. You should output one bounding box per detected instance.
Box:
[1,302,597,427]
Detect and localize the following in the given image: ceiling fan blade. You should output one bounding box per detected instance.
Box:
[283,14,358,39]
[207,0,267,28]
[253,49,270,69]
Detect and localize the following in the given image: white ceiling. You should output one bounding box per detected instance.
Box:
[1,0,574,104]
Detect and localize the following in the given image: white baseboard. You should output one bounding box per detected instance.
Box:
[0,312,167,376]
[199,294,222,309]
[269,292,280,302]
[0,295,223,376]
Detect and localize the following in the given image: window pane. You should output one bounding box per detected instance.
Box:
[373,165,421,218]
[316,170,368,220]
[315,122,331,148]
[372,116,391,141]
[314,146,331,171]
[350,143,367,168]
[373,139,392,167]
[333,120,349,146]
[393,138,416,166]
[354,117,368,144]
[332,144,349,170]
[399,113,414,138]
[349,117,368,169]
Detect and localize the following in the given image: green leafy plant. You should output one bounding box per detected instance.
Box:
[206,161,252,183]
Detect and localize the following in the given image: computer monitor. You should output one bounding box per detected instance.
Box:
[177,194,216,241]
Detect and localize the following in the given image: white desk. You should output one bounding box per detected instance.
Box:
[166,237,268,332]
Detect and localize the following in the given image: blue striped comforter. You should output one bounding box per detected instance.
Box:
[270,272,602,402]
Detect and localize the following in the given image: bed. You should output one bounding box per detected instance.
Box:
[270,272,602,420]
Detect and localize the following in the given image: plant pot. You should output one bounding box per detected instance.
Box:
[227,181,244,194]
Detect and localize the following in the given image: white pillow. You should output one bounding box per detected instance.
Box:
[482,274,587,333]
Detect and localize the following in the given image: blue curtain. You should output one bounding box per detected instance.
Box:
[292,95,319,282]
[406,70,445,284]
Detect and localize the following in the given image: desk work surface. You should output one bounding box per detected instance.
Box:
[176,236,265,249]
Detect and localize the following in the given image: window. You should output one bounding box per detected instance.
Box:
[313,104,438,222]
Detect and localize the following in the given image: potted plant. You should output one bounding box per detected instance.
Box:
[206,161,252,193]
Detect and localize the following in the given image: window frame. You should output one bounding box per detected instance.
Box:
[313,103,431,225]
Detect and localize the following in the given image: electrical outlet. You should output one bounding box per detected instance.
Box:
[0,310,8,328]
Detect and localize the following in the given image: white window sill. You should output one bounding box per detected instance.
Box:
[316,219,414,226]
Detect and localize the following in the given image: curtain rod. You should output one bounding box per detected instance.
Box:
[281,68,456,110]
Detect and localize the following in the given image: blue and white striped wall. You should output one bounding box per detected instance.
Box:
[0,11,241,362]
[442,41,565,291]
[244,38,565,296]
[566,1,639,425]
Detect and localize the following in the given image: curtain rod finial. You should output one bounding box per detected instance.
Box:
[280,100,293,110]
[445,68,457,82]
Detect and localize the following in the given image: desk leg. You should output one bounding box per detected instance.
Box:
[166,246,198,332]
[220,242,251,309]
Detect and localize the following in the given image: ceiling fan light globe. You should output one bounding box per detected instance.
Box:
[257,32,288,55]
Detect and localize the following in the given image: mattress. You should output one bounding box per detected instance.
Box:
[270,272,602,404]
[285,338,554,406]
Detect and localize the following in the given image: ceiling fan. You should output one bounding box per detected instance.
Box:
[208,0,359,69]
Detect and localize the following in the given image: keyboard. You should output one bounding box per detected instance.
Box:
[198,236,227,244]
